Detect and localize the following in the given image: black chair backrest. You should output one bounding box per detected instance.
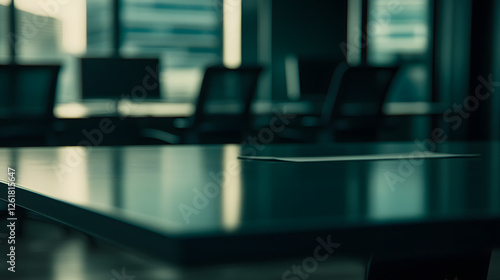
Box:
[0,64,60,121]
[191,65,263,130]
[81,57,160,99]
[321,62,400,126]
[298,58,339,97]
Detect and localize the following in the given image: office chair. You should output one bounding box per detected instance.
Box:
[0,64,61,146]
[80,57,160,100]
[141,65,263,144]
[319,62,401,142]
[296,57,340,101]
[279,62,400,143]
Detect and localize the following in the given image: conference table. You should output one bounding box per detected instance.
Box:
[1,141,500,279]
[53,100,444,118]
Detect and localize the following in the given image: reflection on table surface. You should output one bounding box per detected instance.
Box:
[1,142,499,237]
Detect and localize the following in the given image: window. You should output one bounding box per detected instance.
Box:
[0,0,10,63]
[367,0,431,102]
[86,0,113,56]
[368,0,429,65]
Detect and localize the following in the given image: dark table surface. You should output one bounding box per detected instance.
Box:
[1,142,499,264]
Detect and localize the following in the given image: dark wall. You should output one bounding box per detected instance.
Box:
[467,0,496,140]
[271,0,348,100]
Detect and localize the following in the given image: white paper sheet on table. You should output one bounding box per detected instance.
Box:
[237,152,480,163]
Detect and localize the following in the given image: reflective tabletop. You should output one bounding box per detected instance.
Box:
[1,142,500,264]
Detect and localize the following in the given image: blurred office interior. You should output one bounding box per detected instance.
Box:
[0,0,498,147]
[1,0,500,279]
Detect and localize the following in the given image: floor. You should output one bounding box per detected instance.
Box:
[0,213,498,280]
